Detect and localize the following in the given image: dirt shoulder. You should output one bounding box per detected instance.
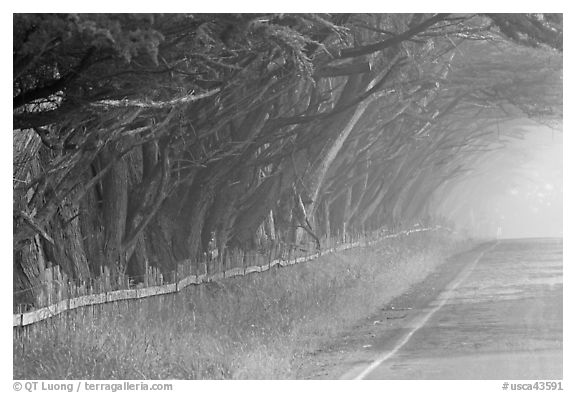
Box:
[295,242,494,379]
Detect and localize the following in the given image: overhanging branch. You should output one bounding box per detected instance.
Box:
[92,88,221,109]
[337,14,450,59]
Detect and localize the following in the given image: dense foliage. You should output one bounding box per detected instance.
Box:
[13,13,562,303]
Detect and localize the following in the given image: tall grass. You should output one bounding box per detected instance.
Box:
[14,231,465,379]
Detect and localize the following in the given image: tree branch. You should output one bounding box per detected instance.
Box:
[338,14,450,59]
[14,211,55,246]
[92,88,220,109]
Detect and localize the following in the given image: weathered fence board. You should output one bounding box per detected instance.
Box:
[71,293,107,309]
[245,266,261,274]
[107,289,138,303]
[178,274,199,289]
[137,285,174,299]
[225,267,244,278]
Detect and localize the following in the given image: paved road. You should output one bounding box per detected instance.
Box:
[342,238,563,380]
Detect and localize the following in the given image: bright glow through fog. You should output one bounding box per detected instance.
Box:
[434,124,562,239]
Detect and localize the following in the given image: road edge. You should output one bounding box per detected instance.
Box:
[341,241,499,380]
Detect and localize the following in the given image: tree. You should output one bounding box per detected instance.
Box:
[13,13,562,305]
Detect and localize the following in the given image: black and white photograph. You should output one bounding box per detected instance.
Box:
[11,11,565,387]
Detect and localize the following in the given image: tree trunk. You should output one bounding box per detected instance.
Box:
[44,191,91,281]
[13,236,46,307]
[101,146,129,279]
[323,200,331,240]
[307,92,374,218]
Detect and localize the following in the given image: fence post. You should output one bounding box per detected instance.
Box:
[268,242,273,270]
[17,304,23,329]
[45,266,52,307]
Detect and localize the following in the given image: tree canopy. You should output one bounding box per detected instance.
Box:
[13,13,562,304]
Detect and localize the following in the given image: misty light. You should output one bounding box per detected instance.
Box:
[433,124,562,239]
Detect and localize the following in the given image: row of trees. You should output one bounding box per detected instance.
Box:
[13,14,562,302]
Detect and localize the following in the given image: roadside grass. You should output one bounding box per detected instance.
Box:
[14,231,468,379]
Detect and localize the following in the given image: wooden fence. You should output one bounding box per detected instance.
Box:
[13,226,441,328]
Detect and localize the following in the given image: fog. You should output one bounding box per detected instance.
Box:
[434,124,562,239]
